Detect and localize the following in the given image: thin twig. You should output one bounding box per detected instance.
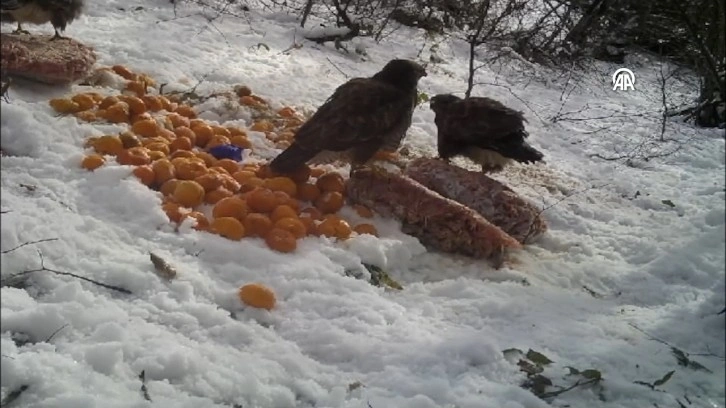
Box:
[45,324,69,343]
[2,238,59,254]
[629,323,725,360]
[326,57,349,79]
[1,250,132,295]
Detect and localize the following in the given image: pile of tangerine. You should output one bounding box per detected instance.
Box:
[55,66,378,253]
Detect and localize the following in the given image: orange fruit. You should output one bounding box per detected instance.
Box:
[300,207,323,220]
[353,204,374,218]
[288,165,311,183]
[145,142,170,156]
[158,95,173,111]
[232,170,256,184]
[157,128,177,142]
[264,228,297,253]
[230,135,252,149]
[119,131,142,149]
[228,126,247,136]
[182,211,210,231]
[81,154,105,171]
[175,105,197,119]
[316,172,346,193]
[170,150,196,160]
[93,135,124,156]
[238,283,276,310]
[125,80,148,97]
[132,165,155,186]
[314,191,344,214]
[176,160,208,180]
[250,120,273,132]
[173,180,205,208]
[353,223,378,237]
[71,93,96,111]
[162,201,184,223]
[167,113,190,128]
[317,217,352,240]
[152,159,176,185]
[296,182,321,202]
[274,217,306,239]
[205,187,234,204]
[103,101,131,123]
[206,135,231,150]
[243,213,273,237]
[218,174,241,193]
[141,95,163,112]
[192,124,215,148]
[211,125,231,138]
[194,173,225,192]
[299,216,316,236]
[270,205,298,223]
[123,95,147,116]
[263,177,297,197]
[246,188,278,213]
[194,151,217,167]
[255,164,278,179]
[99,95,120,110]
[112,64,136,80]
[212,197,248,221]
[160,178,180,197]
[49,98,81,114]
[148,151,166,162]
[210,217,245,240]
[239,177,265,193]
[215,159,241,175]
[116,146,152,166]
[74,110,97,122]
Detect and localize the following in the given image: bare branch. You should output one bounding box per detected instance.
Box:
[2,238,59,254]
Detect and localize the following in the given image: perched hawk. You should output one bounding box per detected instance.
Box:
[269,59,427,175]
[1,0,84,40]
[429,94,544,172]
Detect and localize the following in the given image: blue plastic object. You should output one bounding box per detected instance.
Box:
[208,144,244,162]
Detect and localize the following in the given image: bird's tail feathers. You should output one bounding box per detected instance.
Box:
[269,143,318,174]
[504,140,544,164]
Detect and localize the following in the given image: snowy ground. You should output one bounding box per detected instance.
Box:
[1,1,724,407]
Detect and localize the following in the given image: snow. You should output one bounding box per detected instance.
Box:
[1,0,724,407]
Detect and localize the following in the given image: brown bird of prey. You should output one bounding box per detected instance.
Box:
[429,94,544,172]
[269,59,427,175]
[1,0,84,40]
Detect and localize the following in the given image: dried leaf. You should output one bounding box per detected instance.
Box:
[526,349,554,366]
[653,370,675,387]
[523,374,552,397]
[662,199,676,208]
[348,381,364,392]
[503,348,524,361]
[364,263,403,290]
[149,252,177,280]
[565,366,580,375]
[518,359,544,375]
[580,369,603,381]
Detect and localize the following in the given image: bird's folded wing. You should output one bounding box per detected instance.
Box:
[292,78,413,150]
[444,98,527,141]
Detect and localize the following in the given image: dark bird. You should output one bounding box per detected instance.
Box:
[1,0,84,40]
[269,59,427,175]
[429,94,544,172]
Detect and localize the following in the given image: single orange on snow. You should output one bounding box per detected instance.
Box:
[173,180,205,208]
[81,154,105,171]
[49,98,81,114]
[212,196,248,221]
[317,216,352,240]
[112,64,136,80]
[264,228,297,253]
[238,283,276,310]
[210,217,245,240]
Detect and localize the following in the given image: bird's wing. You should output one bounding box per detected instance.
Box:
[441,97,528,142]
[292,78,414,152]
